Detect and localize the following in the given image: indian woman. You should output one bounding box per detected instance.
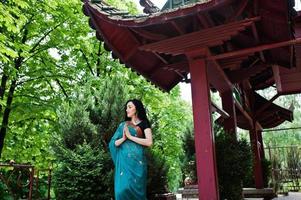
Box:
[109,99,153,200]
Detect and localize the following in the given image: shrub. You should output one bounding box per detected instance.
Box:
[215,129,252,200]
[52,76,127,199]
[53,144,113,200]
[181,125,253,200]
[146,150,169,198]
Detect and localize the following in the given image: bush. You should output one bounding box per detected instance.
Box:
[262,158,272,187]
[182,126,197,184]
[146,150,169,198]
[181,125,253,200]
[215,129,252,200]
[53,144,113,200]
[52,76,128,199]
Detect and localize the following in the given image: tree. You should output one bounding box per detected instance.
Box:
[52,75,128,199]
[0,0,96,157]
[1,0,194,192]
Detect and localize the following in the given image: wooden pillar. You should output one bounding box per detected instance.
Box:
[249,125,264,188]
[257,129,265,159]
[221,90,237,135]
[188,56,219,200]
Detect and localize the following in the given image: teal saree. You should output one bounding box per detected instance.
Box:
[109,122,147,200]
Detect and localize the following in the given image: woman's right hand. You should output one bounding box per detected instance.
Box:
[123,130,127,140]
[115,128,127,147]
[122,125,128,140]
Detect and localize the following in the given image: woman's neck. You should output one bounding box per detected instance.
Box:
[131,116,141,124]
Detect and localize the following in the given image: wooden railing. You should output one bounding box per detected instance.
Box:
[265,145,301,193]
[0,162,52,200]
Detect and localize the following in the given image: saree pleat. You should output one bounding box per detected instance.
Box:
[109,122,147,200]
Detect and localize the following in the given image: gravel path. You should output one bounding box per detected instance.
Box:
[177,192,301,200]
[244,192,301,200]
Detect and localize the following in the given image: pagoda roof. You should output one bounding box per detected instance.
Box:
[82,0,300,129]
[83,0,300,91]
[235,92,294,130]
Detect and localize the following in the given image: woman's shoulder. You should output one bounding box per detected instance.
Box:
[118,121,127,127]
[140,120,151,128]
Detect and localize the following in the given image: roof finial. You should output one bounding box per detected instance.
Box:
[139,0,160,14]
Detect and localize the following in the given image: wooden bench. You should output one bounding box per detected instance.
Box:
[242,188,276,200]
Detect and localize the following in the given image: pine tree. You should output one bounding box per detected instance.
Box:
[52,76,128,199]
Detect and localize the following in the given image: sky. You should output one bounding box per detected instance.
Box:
[131,0,301,103]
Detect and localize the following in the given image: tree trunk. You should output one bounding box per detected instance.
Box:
[0,58,22,157]
[0,73,8,112]
[0,79,17,157]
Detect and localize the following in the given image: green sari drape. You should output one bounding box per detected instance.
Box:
[109,122,147,200]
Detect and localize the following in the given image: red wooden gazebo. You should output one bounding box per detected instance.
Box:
[82,0,301,199]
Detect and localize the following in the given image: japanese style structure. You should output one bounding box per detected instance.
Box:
[82,0,301,199]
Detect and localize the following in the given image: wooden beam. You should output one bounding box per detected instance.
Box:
[227,64,270,83]
[207,38,301,60]
[130,28,168,41]
[153,52,168,64]
[211,101,230,119]
[139,17,260,55]
[196,13,211,28]
[226,0,249,22]
[234,99,253,127]
[170,21,185,35]
[251,23,266,62]
[254,93,280,118]
[272,65,282,92]
[207,59,233,92]
[162,62,189,73]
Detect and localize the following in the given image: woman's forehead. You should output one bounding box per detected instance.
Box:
[127,101,135,107]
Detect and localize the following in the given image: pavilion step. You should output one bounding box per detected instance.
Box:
[177,185,199,199]
[242,188,276,200]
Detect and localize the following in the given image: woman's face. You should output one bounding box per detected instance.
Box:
[126,101,137,118]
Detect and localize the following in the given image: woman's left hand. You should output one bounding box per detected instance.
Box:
[124,125,132,139]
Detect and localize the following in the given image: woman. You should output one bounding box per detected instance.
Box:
[109,99,153,200]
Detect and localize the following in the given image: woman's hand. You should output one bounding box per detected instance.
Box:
[124,125,132,140]
[122,129,127,140]
[115,126,127,147]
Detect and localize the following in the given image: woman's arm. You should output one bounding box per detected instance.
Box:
[114,130,127,147]
[125,126,153,147]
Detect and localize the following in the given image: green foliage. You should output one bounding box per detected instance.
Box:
[146,149,169,198]
[215,127,252,200]
[105,0,139,14]
[53,143,113,200]
[57,101,98,150]
[262,158,272,187]
[87,76,128,144]
[181,124,253,199]
[258,90,301,147]
[1,0,192,193]
[1,0,95,165]
[52,76,129,199]
[181,125,197,184]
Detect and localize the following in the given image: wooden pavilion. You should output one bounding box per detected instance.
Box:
[82,0,301,199]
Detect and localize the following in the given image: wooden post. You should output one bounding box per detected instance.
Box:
[250,126,264,188]
[188,56,219,200]
[221,90,237,135]
[257,130,265,159]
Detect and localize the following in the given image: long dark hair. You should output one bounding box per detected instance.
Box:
[124,99,149,123]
